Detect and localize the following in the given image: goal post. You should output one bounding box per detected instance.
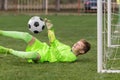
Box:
[97,0,120,73]
[97,0,103,73]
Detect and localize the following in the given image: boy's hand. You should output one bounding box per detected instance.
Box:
[44,18,53,30]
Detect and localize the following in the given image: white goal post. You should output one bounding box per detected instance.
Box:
[97,0,103,73]
[97,0,120,73]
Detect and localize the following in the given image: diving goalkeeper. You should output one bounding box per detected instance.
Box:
[0,19,91,63]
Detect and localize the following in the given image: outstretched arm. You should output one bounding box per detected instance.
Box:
[45,18,56,43]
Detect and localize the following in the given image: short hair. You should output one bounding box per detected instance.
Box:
[80,39,91,53]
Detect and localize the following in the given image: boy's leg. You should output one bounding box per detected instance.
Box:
[0,46,39,59]
[0,30,33,43]
[0,46,9,54]
[9,49,39,59]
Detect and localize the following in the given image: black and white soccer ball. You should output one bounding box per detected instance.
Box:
[28,16,45,34]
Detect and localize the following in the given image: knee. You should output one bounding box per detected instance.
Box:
[23,32,33,42]
[24,32,32,38]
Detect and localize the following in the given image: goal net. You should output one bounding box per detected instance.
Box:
[97,0,120,73]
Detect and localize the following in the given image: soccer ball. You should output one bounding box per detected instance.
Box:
[28,16,45,34]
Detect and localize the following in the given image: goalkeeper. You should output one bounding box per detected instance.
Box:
[0,19,91,63]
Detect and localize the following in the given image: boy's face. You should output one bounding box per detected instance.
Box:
[72,40,85,55]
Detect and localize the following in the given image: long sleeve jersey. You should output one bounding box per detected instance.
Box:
[26,28,77,62]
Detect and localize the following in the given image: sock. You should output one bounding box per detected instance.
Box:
[0,30,33,43]
[0,46,9,54]
[9,49,39,59]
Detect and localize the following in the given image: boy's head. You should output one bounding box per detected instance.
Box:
[72,39,91,56]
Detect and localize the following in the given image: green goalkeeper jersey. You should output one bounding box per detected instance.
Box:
[26,28,77,63]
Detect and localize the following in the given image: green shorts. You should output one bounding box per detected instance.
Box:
[26,38,49,62]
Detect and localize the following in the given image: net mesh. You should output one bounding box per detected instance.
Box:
[103,0,120,70]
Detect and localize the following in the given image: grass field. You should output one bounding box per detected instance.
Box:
[0,14,120,80]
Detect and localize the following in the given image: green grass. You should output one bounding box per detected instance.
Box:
[0,14,119,80]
